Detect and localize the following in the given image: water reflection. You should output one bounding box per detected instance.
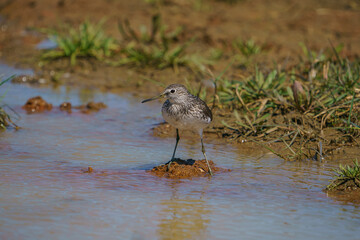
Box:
[157,182,210,240]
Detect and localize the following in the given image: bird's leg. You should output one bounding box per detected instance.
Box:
[167,128,180,170]
[171,128,180,160]
[200,131,213,176]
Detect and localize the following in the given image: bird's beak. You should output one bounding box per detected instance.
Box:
[141,93,164,103]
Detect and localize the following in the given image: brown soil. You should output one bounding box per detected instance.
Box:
[325,178,360,202]
[0,0,359,91]
[22,96,53,113]
[325,187,360,204]
[327,179,360,192]
[59,102,72,112]
[74,102,107,114]
[149,158,229,179]
[22,96,107,114]
[338,180,360,191]
[152,119,360,162]
[12,75,45,84]
[82,166,94,173]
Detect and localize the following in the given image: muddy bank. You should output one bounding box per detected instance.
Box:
[325,160,360,193]
[327,179,360,192]
[152,121,360,163]
[80,160,228,179]
[74,101,107,114]
[22,96,53,113]
[325,182,360,204]
[149,158,229,179]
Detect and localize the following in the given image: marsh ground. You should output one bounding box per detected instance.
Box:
[1,0,360,187]
[1,0,359,89]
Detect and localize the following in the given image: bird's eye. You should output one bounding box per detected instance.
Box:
[170,89,175,93]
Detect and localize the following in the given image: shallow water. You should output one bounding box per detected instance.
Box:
[36,38,57,50]
[1,80,360,239]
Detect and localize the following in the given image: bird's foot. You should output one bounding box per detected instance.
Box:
[166,158,175,171]
[159,159,173,166]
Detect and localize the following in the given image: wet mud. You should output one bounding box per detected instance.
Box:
[150,158,229,179]
[12,75,46,85]
[326,179,360,192]
[22,96,52,113]
[325,191,360,205]
[22,96,107,114]
[152,122,173,137]
[74,101,107,113]
[59,102,72,112]
[60,101,107,113]
[152,122,219,140]
[81,166,94,173]
[152,119,360,163]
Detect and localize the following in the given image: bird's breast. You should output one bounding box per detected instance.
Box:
[161,101,211,130]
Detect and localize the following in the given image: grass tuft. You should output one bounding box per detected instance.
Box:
[42,20,119,65]
[233,39,262,58]
[114,14,209,73]
[0,75,18,130]
[327,160,360,190]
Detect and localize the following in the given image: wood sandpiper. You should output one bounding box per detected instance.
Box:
[142,84,213,175]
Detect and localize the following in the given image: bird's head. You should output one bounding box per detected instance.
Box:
[141,84,190,104]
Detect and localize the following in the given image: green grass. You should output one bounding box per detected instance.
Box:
[40,16,214,72]
[42,20,118,65]
[114,14,208,73]
[0,75,17,129]
[184,78,208,101]
[327,160,360,190]
[232,39,263,68]
[217,67,287,113]
[115,40,193,72]
[216,45,360,160]
[233,39,262,58]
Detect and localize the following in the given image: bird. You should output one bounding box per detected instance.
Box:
[141,84,213,175]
